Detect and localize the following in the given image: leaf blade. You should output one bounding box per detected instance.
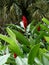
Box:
[28,44,40,65]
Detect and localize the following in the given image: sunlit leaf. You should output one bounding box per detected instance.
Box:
[0,34,23,57]
[42,17,49,25]
[45,36,49,43]
[6,27,16,39]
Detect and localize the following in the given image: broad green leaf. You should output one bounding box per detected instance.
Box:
[42,17,49,25]
[28,44,40,65]
[0,34,23,57]
[11,29,30,46]
[45,36,49,43]
[0,54,10,65]
[6,27,16,39]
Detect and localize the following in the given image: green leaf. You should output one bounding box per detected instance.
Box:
[44,36,49,43]
[0,54,10,65]
[0,34,23,57]
[6,24,25,32]
[11,29,30,46]
[35,31,45,44]
[31,22,41,34]
[42,17,49,25]
[40,24,49,32]
[22,45,30,53]
[6,27,16,39]
[28,44,40,65]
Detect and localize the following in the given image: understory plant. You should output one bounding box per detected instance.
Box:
[0,17,49,65]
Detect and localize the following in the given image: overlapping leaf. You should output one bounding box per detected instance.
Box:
[28,44,40,65]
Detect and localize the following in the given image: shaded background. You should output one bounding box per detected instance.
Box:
[0,0,49,26]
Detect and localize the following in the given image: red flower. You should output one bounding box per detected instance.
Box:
[14,53,17,58]
[37,26,40,31]
[22,16,28,29]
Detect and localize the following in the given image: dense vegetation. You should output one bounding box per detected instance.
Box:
[0,0,49,24]
[0,0,49,65]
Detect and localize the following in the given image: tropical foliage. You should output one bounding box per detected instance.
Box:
[0,0,49,65]
[0,0,49,25]
[0,17,49,65]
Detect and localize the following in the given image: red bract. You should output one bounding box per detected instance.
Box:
[22,16,28,29]
[14,53,17,58]
[37,26,40,31]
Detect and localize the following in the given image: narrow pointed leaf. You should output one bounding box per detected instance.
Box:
[35,31,45,44]
[11,29,30,46]
[0,34,23,57]
[6,24,25,32]
[40,24,49,31]
[28,44,40,65]
[6,27,16,39]
[42,17,49,25]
